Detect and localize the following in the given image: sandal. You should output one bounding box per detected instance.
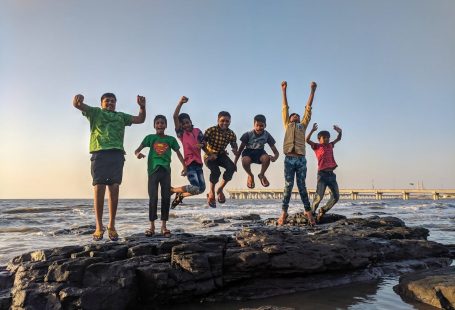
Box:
[161,228,171,238]
[277,212,288,226]
[247,175,255,189]
[258,174,270,187]
[171,193,184,209]
[216,189,226,204]
[107,227,119,241]
[207,194,217,208]
[145,228,155,237]
[92,229,104,241]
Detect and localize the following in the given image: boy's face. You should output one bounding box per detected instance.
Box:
[290,114,300,123]
[218,116,231,130]
[154,119,167,134]
[318,135,330,144]
[101,97,116,111]
[181,118,192,132]
[254,121,266,134]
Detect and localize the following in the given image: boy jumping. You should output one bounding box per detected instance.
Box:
[234,114,279,188]
[278,81,317,226]
[306,123,342,222]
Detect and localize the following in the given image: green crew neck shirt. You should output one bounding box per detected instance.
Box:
[83,106,133,153]
[141,134,180,175]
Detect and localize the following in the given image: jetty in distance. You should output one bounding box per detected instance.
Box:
[227,189,455,201]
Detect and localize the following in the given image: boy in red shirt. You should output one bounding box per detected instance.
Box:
[306,123,342,222]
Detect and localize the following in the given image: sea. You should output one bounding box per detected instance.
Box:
[1,198,454,309]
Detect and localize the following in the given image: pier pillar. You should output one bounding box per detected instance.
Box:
[351,192,358,200]
[402,192,409,200]
[375,192,383,200]
[433,192,439,200]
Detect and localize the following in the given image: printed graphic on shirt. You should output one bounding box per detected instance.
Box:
[153,142,169,155]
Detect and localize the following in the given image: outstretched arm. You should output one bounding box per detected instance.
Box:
[301,82,317,127]
[175,149,187,176]
[72,94,90,112]
[332,125,342,145]
[132,95,146,124]
[134,144,146,159]
[234,142,246,166]
[306,123,318,148]
[269,144,280,162]
[281,81,289,128]
[173,96,188,129]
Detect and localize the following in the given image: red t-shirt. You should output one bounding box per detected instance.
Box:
[311,142,338,171]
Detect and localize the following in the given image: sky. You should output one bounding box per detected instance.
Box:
[1,0,454,198]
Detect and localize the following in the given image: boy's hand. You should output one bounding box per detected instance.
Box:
[136,152,145,159]
[179,96,189,105]
[73,94,84,105]
[137,95,146,108]
[311,123,318,132]
[310,82,317,92]
[269,155,278,162]
[281,81,287,91]
[333,125,342,133]
[181,167,187,176]
[232,149,240,157]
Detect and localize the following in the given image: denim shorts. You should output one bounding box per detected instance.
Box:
[187,162,206,193]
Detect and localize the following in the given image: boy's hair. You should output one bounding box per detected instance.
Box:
[178,113,191,123]
[100,93,117,102]
[218,111,231,119]
[154,114,167,125]
[317,130,330,139]
[254,114,266,124]
[289,112,299,120]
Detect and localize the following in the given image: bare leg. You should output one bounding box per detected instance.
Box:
[94,184,106,231]
[217,179,229,193]
[259,154,271,176]
[209,182,216,200]
[107,183,119,230]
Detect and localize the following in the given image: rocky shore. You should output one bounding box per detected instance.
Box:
[1,213,453,310]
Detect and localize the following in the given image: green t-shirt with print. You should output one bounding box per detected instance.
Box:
[83,106,133,153]
[141,134,180,175]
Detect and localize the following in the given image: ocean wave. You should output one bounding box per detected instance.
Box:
[2,206,71,214]
[0,227,42,233]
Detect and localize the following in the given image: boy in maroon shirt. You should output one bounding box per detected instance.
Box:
[306,123,342,222]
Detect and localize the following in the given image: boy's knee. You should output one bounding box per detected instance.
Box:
[242,156,252,165]
[260,154,270,163]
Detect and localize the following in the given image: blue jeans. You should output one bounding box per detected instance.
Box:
[282,155,311,212]
[312,170,340,214]
[185,163,206,194]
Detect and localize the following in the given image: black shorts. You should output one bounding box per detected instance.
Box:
[241,149,267,164]
[90,150,125,186]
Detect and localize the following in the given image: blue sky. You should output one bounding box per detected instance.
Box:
[1,0,454,198]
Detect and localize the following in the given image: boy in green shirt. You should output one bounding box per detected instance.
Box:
[135,115,186,237]
[73,93,146,241]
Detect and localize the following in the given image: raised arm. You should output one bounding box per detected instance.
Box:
[173,96,188,129]
[72,94,90,112]
[301,82,317,127]
[281,81,289,128]
[132,95,146,124]
[306,123,318,148]
[134,144,146,159]
[332,125,342,145]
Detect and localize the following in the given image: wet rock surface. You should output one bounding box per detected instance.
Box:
[1,214,453,310]
[394,266,455,309]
